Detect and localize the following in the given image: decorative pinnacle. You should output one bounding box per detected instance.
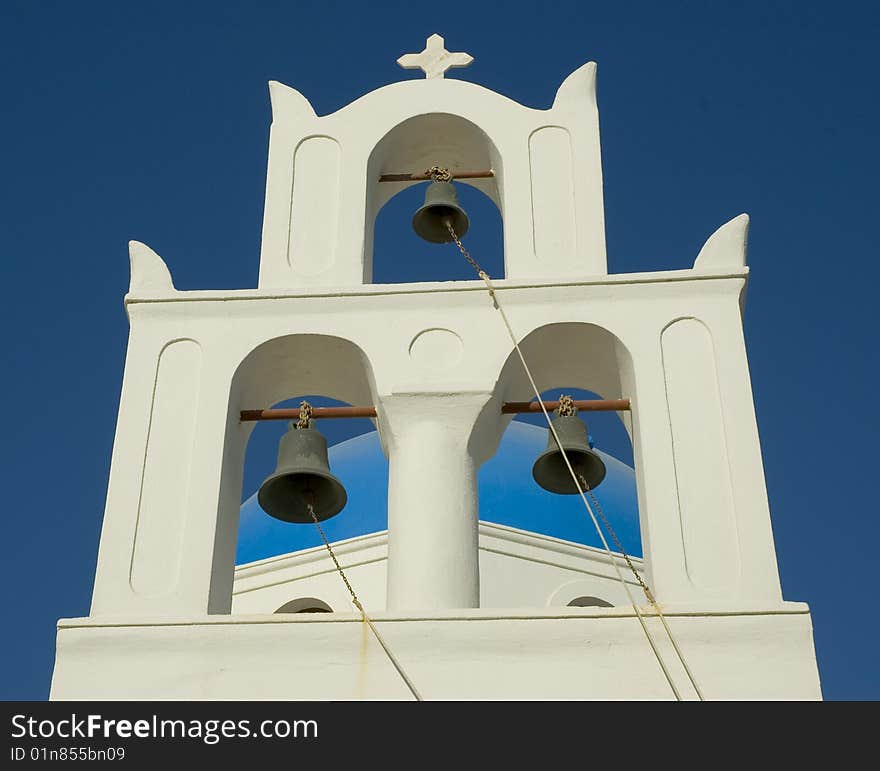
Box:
[397,33,473,79]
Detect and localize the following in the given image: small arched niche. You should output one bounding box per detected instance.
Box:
[567,596,614,608]
[365,113,505,284]
[275,598,333,614]
[548,579,631,609]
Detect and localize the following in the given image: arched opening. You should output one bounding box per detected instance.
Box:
[275,598,333,614]
[217,335,382,614]
[365,113,505,284]
[477,323,646,607]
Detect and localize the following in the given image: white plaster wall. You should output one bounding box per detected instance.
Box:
[50,610,821,701]
[230,524,645,614]
[233,533,388,614]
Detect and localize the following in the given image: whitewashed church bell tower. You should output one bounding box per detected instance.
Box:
[50,36,822,700]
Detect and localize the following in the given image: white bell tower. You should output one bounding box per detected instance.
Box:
[50,35,822,700]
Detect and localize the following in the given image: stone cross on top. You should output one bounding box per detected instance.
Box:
[397,33,473,79]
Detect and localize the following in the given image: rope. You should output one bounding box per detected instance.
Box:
[580,476,653,602]
[581,476,704,700]
[556,394,578,417]
[426,165,451,182]
[307,503,423,701]
[296,400,312,429]
[445,219,705,701]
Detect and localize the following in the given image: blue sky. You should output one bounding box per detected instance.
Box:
[2,1,877,700]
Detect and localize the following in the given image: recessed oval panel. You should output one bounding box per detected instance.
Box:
[130,339,202,596]
[288,136,340,276]
[661,318,740,592]
[529,126,577,265]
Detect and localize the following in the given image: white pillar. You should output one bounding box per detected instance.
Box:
[379,394,491,611]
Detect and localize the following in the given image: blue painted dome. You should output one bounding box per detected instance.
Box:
[236,421,641,565]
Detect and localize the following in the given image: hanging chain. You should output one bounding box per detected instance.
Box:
[579,474,655,604]
[308,504,364,612]
[296,400,313,429]
[306,503,423,701]
[446,221,490,278]
[556,394,578,417]
[426,165,452,182]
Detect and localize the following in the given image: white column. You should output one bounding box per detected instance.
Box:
[380,394,491,611]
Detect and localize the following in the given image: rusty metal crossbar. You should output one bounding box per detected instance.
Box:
[378,169,495,183]
[240,398,630,422]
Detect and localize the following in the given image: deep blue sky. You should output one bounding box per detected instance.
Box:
[2,1,877,701]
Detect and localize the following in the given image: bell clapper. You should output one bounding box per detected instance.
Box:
[303,482,317,512]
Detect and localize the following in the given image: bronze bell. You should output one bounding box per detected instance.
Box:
[412,180,469,243]
[532,415,607,494]
[258,423,347,523]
